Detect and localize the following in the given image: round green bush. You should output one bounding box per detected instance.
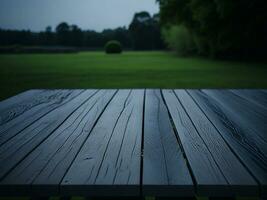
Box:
[105,40,122,54]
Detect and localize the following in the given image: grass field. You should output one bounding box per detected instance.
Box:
[0,51,267,101]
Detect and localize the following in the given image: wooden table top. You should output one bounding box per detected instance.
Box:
[0,89,266,197]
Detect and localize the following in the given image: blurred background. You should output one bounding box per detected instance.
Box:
[0,0,267,100]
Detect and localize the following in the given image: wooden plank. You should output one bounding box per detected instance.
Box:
[0,90,44,111]
[0,90,116,196]
[191,89,266,196]
[143,89,193,197]
[162,89,228,196]
[202,89,267,154]
[229,89,267,109]
[0,90,99,184]
[173,90,258,196]
[0,90,84,146]
[0,90,56,125]
[61,90,144,197]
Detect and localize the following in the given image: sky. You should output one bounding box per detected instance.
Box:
[0,0,159,32]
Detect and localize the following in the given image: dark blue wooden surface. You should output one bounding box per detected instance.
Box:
[0,89,266,197]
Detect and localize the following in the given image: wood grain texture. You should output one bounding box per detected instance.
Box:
[0,90,98,186]
[0,90,83,146]
[143,89,193,197]
[0,89,266,197]
[162,89,228,196]
[191,89,266,196]
[173,90,258,196]
[229,89,267,109]
[61,90,144,197]
[0,90,56,125]
[0,90,44,111]
[0,90,116,196]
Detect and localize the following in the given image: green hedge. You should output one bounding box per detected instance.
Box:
[105,40,122,54]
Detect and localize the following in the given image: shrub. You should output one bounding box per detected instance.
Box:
[105,40,122,54]
[162,25,196,56]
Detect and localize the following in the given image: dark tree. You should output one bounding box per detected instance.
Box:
[39,26,55,46]
[0,11,164,51]
[129,11,164,50]
[56,22,70,46]
[113,27,132,48]
[158,0,267,59]
[69,25,83,47]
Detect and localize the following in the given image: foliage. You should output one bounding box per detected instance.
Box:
[56,22,70,46]
[162,25,196,56]
[0,11,164,51]
[158,0,267,59]
[129,11,164,50]
[105,40,122,54]
[0,46,77,54]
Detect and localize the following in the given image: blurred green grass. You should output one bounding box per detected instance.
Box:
[0,51,266,101]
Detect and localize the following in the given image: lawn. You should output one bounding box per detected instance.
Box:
[0,51,267,101]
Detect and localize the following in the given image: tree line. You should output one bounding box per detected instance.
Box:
[158,0,267,59]
[0,11,164,50]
